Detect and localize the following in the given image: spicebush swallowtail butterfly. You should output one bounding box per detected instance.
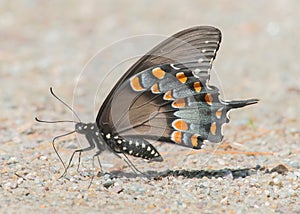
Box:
[36,26,258,175]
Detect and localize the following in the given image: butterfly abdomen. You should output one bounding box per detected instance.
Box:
[103,134,163,162]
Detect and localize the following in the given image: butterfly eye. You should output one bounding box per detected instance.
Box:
[75,123,83,132]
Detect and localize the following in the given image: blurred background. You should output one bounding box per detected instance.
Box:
[1,0,299,124]
[1,0,299,212]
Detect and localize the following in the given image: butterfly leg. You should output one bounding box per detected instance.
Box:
[60,135,96,178]
[93,137,107,172]
[92,153,103,172]
[122,153,151,179]
[78,137,105,174]
[88,150,104,189]
[91,150,104,176]
[107,149,148,178]
[87,135,109,187]
[51,131,77,173]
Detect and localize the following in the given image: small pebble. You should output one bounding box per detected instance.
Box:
[8,157,18,164]
[270,164,289,174]
[103,179,115,189]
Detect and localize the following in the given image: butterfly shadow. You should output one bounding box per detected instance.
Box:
[99,165,273,180]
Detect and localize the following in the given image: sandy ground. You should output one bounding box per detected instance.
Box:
[1,1,300,213]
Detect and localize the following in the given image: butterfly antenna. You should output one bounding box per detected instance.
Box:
[50,87,81,122]
[35,117,77,124]
[52,130,76,171]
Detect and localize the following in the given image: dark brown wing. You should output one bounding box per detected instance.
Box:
[97,26,222,136]
[125,26,221,77]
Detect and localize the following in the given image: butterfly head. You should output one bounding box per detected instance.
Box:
[75,122,86,134]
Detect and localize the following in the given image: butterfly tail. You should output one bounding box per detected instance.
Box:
[227,99,259,110]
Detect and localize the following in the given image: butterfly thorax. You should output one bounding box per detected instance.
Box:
[75,122,99,135]
[75,122,107,152]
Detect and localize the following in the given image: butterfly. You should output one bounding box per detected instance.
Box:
[37,26,258,174]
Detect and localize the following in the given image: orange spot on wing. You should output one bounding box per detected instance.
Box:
[152,67,166,79]
[193,82,201,92]
[163,90,174,100]
[210,122,217,135]
[130,76,144,91]
[176,72,187,83]
[205,94,213,105]
[151,83,160,94]
[215,108,222,119]
[173,119,188,131]
[172,131,182,144]
[172,98,186,108]
[191,134,199,147]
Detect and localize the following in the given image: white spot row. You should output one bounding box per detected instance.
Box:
[170,64,180,70]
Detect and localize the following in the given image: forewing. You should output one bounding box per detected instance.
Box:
[126,26,222,78]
